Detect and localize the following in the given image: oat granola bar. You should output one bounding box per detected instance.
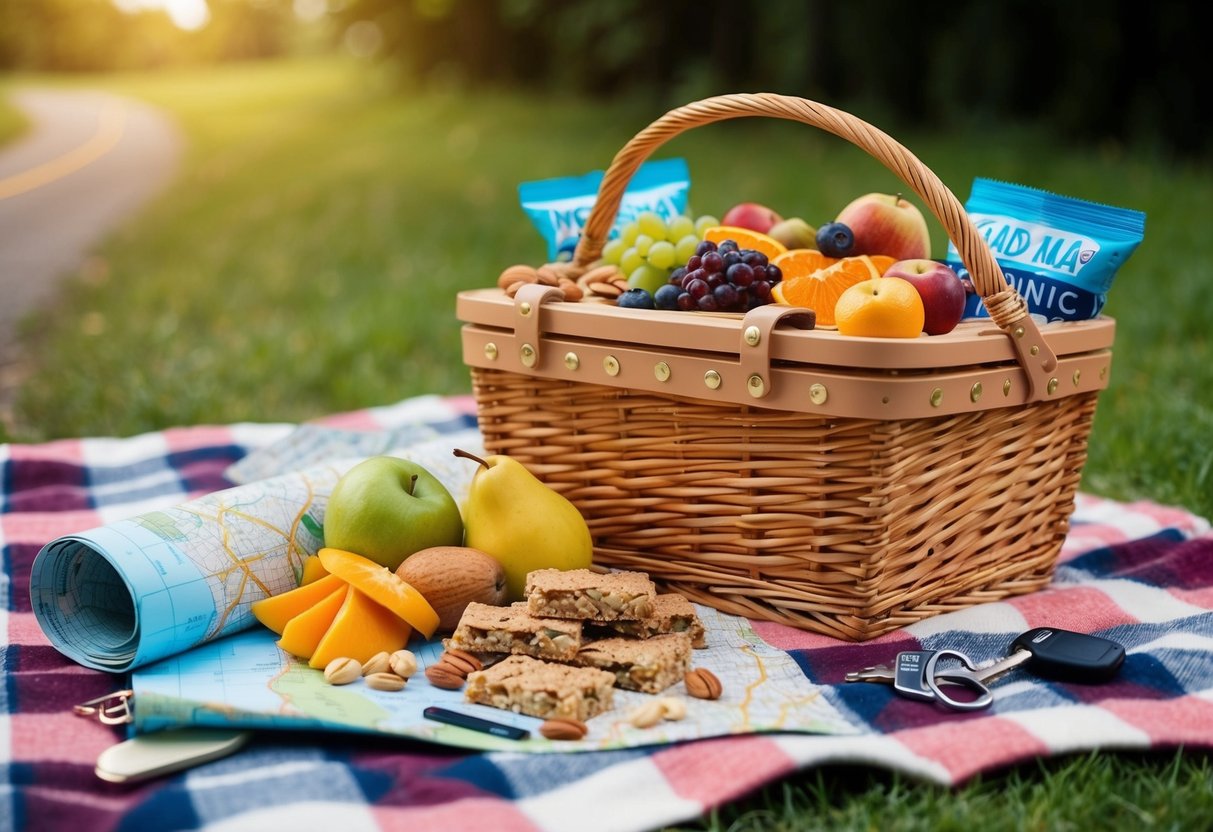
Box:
[525,568,656,622]
[573,633,693,694]
[464,654,615,721]
[447,602,582,661]
[585,593,707,648]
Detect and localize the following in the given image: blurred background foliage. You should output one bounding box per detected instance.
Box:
[0,0,1205,160]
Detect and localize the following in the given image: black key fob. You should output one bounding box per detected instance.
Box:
[1010,627,1126,683]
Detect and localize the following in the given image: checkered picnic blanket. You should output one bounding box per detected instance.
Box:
[3,394,1212,831]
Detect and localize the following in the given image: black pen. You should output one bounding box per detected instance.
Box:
[423,706,530,740]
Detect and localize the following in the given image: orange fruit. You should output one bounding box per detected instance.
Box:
[702,226,788,260]
[834,276,925,338]
[771,248,838,280]
[771,255,883,327]
[318,547,440,638]
[866,255,897,275]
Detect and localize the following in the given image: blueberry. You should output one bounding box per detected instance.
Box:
[816,222,855,258]
[617,288,655,310]
[654,283,682,310]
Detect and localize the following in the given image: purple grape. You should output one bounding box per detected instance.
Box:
[717,239,739,254]
[741,250,769,268]
[697,294,719,312]
[753,280,771,300]
[670,266,687,285]
[684,267,707,287]
[726,262,755,287]
[654,283,682,310]
[694,240,717,256]
[714,283,739,308]
[676,292,696,311]
[765,264,782,283]
[685,277,709,299]
[722,251,741,269]
[685,255,702,271]
[706,273,726,290]
[701,251,724,273]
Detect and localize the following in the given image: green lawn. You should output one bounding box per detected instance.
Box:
[3,58,1211,828]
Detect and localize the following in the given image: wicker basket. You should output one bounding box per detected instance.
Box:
[456,94,1115,641]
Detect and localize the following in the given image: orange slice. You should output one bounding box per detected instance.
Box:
[702,226,788,260]
[276,584,348,659]
[251,573,346,635]
[318,547,439,639]
[299,554,329,586]
[771,248,838,280]
[309,586,413,668]
[772,255,884,326]
[866,255,897,275]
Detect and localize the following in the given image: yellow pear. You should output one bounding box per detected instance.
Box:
[453,449,592,600]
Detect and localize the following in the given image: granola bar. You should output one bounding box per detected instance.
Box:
[464,655,615,721]
[585,593,707,648]
[573,633,693,694]
[447,602,582,661]
[525,568,656,622]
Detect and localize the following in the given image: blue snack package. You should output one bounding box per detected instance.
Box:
[945,178,1145,322]
[519,158,690,262]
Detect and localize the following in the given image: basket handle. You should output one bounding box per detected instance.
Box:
[567,93,1060,398]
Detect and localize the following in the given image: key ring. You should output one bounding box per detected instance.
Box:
[924,650,994,711]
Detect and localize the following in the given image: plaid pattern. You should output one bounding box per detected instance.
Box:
[2,395,1211,831]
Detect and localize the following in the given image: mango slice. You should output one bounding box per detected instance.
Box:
[317,547,440,639]
[309,585,413,668]
[300,554,329,586]
[276,584,347,659]
[251,573,346,635]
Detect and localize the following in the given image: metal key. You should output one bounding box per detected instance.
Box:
[845,650,992,709]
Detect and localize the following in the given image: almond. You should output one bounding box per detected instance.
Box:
[498,265,538,289]
[683,668,722,700]
[365,672,406,692]
[395,547,508,633]
[425,663,466,690]
[323,657,362,686]
[361,651,391,677]
[540,717,588,740]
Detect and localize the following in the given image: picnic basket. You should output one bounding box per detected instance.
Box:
[456,93,1115,641]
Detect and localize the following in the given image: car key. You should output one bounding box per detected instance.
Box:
[1005,626,1126,683]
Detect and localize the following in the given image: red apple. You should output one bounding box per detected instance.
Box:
[835,193,931,261]
[883,259,966,335]
[721,202,783,234]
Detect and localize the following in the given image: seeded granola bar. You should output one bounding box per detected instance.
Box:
[525,568,656,622]
[464,655,615,721]
[447,602,582,661]
[573,633,693,694]
[585,593,707,648]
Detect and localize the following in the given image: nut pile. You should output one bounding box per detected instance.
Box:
[322,650,419,691]
[424,648,484,690]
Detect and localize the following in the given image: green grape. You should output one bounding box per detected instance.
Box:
[620,247,645,274]
[633,234,654,256]
[601,238,626,265]
[636,211,668,241]
[619,222,641,245]
[646,240,677,270]
[674,234,700,264]
[694,215,720,235]
[667,215,696,241]
[628,264,668,295]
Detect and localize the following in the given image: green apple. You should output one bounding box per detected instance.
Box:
[322,456,463,570]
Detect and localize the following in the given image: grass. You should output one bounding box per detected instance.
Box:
[2,58,1211,828]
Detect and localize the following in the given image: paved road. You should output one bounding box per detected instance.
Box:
[0,88,182,421]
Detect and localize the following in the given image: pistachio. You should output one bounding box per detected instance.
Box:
[683,668,723,700]
[365,671,406,692]
[362,651,391,677]
[539,717,588,740]
[388,649,418,679]
[628,699,666,729]
[425,663,466,690]
[323,657,362,686]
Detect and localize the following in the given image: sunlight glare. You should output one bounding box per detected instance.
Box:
[112,0,211,31]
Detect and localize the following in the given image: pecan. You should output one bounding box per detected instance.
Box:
[539,717,588,740]
[323,657,362,686]
[361,651,391,677]
[425,663,466,690]
[365,672,406,692]
[683,668,722,700]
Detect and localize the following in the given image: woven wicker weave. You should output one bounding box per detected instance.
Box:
[461,94,1110,641]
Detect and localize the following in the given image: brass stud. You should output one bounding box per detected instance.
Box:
[704,370,722,390]
[1047,377,1059,394]
[809,383,828,405]
[603,355,620,377]
[744,326,762,347]
[484,342,498,361]
[519,301,532,317]
[654,361,671,382]
[520,343,536,368]
[930,387,944,407]
[1072,369,1081,386]
[564,352,580,371]
[881,396,890,405]
[970,382,983,403]
[1030,344,1039,356]
[747,374,765,397]
[1003,379,1012,396]
[1013,326,1025,339]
